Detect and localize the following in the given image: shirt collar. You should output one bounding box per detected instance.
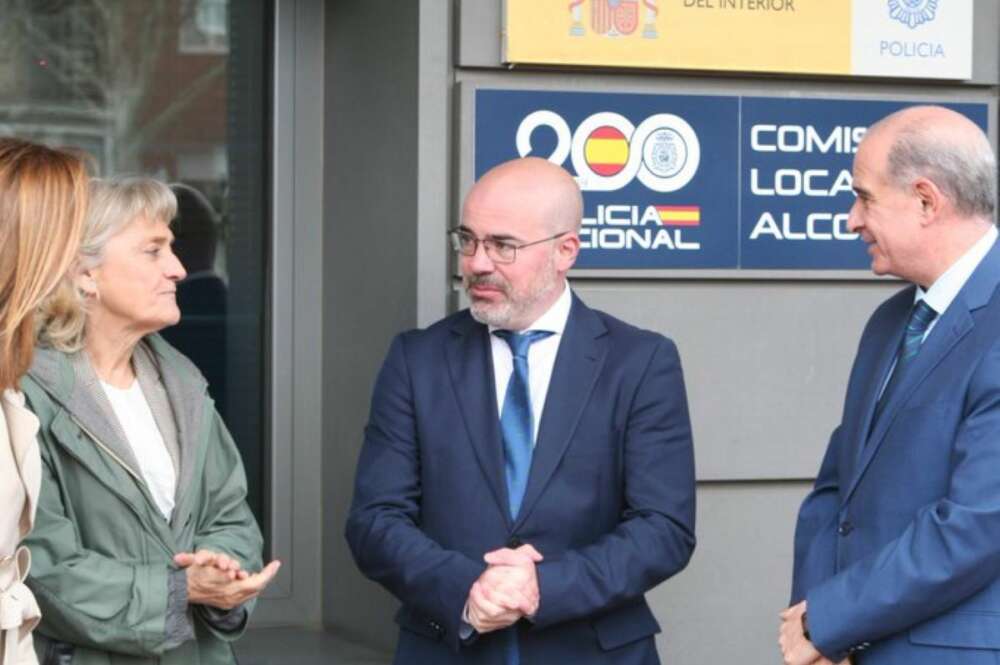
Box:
[917,225,998,314]
[489,281,572,336]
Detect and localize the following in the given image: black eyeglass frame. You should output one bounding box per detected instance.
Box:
[447,228,569,264]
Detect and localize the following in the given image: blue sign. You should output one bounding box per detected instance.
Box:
[473,89,989,270]
[740,97,987,269]
[476,89,739,269]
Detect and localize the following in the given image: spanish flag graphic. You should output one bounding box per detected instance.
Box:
[656,205,701,226]
[583,126,629,177]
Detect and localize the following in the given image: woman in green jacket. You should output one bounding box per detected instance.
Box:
[23,176,279,665]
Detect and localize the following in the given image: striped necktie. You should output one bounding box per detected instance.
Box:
[872,299,938,428]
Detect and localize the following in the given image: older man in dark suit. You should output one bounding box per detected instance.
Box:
[784,106,1000,665]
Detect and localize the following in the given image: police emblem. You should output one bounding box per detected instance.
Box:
[888,0,938,29]
[643,128,687,179]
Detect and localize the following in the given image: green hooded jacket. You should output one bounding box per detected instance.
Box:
[21,335,263,665]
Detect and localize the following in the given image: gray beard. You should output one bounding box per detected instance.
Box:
[464,250,560,330]
[467,278,560,330]
[469,300,516,328]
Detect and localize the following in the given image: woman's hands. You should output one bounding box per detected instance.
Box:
[174,549,281,610]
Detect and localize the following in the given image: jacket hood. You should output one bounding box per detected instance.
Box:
[27,334,207,411]
[27,343,74,407]
[25,334,211,513]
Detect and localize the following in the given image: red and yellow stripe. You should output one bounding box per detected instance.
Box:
[656,205,700,226]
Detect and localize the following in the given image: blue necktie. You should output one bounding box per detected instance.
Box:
[873,299,938,427]
[494,329,552,665]
[494,329,553,520]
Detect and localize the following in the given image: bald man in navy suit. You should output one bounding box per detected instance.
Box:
[347,157,696,665]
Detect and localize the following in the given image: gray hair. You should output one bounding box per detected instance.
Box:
[37,176,177,352]
[78,176,178,270]
[884,119,997,219]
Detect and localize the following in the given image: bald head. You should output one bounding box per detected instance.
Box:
[868,105,996,220]
[465,157,583,234]
[459,158,582,329]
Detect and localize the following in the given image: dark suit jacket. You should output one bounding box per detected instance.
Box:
[792,241,1000,664]
[346,294,696,665]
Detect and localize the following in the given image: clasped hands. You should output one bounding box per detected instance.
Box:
[465,544,543,634]
[174,549,281,611]
[778,601,847,665]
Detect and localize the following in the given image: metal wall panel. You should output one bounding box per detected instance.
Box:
[576,282,898,479]
[651,482,811,663]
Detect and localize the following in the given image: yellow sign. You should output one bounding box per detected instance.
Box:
[503,0,972,79]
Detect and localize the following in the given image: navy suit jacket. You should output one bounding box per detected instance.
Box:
[792,242,1000,664]
[346,294,696,665]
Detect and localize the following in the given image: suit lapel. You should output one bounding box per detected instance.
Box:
[844,244,1000,505]
[4,391,40,478]
[3,390,40,536]
[871,307,973,445]
[445,315,511,526]
[850,299,909,461]
[845,304,973,503]
[513,296,608,532]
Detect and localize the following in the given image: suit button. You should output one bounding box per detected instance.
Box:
[429,621,442,633]
[507,536,522,548]
[838,521,854,536]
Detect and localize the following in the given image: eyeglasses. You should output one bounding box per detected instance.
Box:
[448,228,568,264]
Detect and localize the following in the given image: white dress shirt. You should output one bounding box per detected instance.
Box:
[489,281,573,444]
[878,225,997,400]
[916,225,998,336]
[101,379,177,520]
[460,283,572,638]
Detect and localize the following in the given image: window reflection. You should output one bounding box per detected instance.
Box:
[0,0,269,525]
[161,184,229,421]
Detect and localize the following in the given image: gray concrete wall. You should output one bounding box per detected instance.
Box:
[322,0,421,650]
[318,0,1000,662]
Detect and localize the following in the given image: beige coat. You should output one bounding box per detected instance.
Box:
[0,390,41,665]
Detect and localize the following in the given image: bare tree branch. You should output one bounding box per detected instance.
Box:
[2,0,225,173]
